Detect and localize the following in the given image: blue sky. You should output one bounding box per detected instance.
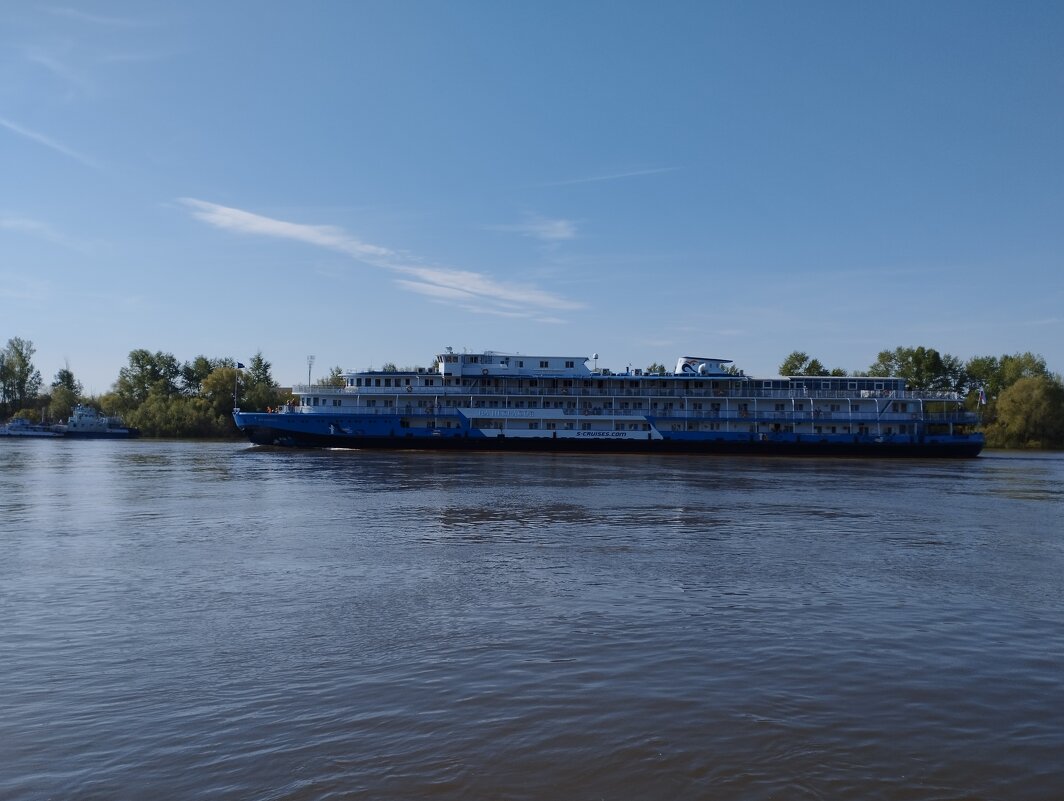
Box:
[3,1,1062,393]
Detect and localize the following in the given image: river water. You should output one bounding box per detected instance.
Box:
[1,441,1062,800]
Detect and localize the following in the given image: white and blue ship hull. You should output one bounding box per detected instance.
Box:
[234,413,982,457]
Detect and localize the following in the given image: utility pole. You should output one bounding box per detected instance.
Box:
[307,355,315,388]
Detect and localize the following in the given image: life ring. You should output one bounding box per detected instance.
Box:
[406,386,413,393]
[482,368,489,375]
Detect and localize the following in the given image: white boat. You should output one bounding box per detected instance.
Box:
[233,348,984,457]
[0,418,64,438]
[58,405,140,439]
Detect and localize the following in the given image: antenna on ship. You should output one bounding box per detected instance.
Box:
[233,360,245,410]
[307,355,315,387]
[592,353,599,372]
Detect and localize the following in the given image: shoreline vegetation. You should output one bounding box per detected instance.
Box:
[3,338,1063,449]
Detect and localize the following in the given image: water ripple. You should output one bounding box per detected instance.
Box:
[1,443,1062,799]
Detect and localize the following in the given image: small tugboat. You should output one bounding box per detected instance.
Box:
[0,417,64,438]
[59,405,140,439]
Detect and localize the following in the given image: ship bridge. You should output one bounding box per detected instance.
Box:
[437,349,593,378]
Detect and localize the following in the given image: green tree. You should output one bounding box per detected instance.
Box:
[1,337,43,413]
[318,366,345,387]
[983,376,1064,449]
[49,386,79,422]
[52,366,83,395]
[997,352,1050,390]
[113,349,181,409]
[242,351,281,411]
[49,366,82,421]
[181,356,220,396]
[963,352,1049,399]
[645,362,667,375]
[867,346,964,392]
[125,392,231,438]
[202,366,242,419]
[779,351,830,376]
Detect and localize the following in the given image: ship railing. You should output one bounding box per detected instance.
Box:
[272,406,980,424]
[291,384,967,402]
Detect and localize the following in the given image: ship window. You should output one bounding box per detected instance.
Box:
[851,404,859,411]
[312,397,319,406]
[367,400,376,407]
[848,382,858,390]
[796,403,804,410]
[565,361,575,368]
[821,382,831,390]
[874,382,884,390]
[384,378,391,387]
[540,360,549,368]
[425,379,434,386]
[374,378,381,386]
[518,361,524,368]
[529,380,538,387]
[546,422,556,430]
[529,422,538,429]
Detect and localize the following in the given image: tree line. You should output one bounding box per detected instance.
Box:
[3,337,1063,447]
[0,339,298,438]
[769,347,1063,449]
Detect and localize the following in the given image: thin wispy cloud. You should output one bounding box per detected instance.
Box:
[541,166,679,187]
[180,199,584,318]
[0,116,99,169]
[25,46,94,95]
[489,215,577,242]
[46,6,152,27]
[0,271,50,304]
[1,216,89,251]
[1,217,57,236]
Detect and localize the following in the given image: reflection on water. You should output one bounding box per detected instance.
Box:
[1,441,1063,800]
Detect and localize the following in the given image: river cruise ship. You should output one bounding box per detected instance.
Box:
[233,348,983,457]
